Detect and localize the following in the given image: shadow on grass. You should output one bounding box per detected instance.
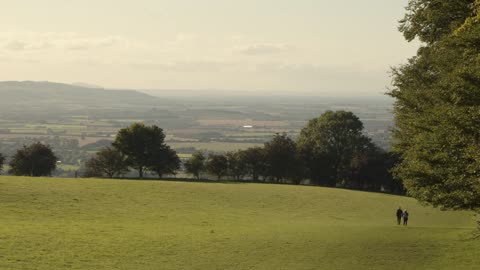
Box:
[108,176,264,185]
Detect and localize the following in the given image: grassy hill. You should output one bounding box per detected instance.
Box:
[1,177,479,269]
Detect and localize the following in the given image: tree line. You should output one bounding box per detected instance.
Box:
[184,111,403,193]
[0,111,403,194]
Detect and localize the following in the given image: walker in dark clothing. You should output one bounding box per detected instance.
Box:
[403,211,409,226]
[396,208,403,225]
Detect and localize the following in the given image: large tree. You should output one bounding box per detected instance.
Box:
[113,123,175,178]
[297,111,373,186]
[84,146,128,178]
[9,142,57,177]
[390,1,480,209]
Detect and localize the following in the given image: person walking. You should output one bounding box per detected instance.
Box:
[396,207,403,225]
[403,210,409,226]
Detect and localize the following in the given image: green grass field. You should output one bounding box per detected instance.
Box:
[1,177,479,270]
[169,142,263,152]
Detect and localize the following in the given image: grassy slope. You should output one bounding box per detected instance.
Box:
[0,177,479,270]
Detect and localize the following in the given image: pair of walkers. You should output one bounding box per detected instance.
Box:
[396,207,409,226]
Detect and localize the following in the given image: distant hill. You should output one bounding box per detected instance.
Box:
[71,82,105,89]
[0,81,165,116]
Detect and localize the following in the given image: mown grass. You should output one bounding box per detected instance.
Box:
[0,177,479,270]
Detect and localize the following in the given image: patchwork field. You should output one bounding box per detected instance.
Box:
[169,142,263,152]
[1,177,478,270]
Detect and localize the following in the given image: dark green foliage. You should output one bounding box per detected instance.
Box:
[240,147,267,182]
[297,111,373,187]
[0,152,5,174]
[206,154,229,180]
[348,149,404,194]
[84,147,129,178]
[113,123,177,178]
[263,133,300,183]
[390,2,480,209]
[399,0,474,43]
[9,142,57,177]
[226,151,247,181]
[297,148,335,186]
[184,152,206,179]
[148,146,181,178]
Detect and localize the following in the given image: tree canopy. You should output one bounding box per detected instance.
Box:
[184,152,206,180]
[226,151,247,181]
[84,146,128,178]
[263,133,300,183]
[297,111,373,186]
[112,123,178,178]
[148,146,180,178]
[9,142,57,177]
[399,0,474,44]
[240,147,266,182]
[390,0,480,210]
[206,153,229,180]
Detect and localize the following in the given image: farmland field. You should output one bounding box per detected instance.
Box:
[0,92,396,178]
[169,142,263,152]
[1,177,479,269]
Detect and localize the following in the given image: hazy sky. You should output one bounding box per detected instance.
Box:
[0,0,419,95]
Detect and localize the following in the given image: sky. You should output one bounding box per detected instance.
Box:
[0,0,420,96]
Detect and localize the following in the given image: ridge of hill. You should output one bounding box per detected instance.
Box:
[0,81,163,110]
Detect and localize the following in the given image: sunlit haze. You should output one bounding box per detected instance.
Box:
[0,0,419,95]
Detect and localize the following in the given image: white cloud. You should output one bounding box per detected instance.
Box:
[64,36,134,51]
[131,60,237,72]
[0,32,140,52]
[4,40,52,51]
[234,43,295,55]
